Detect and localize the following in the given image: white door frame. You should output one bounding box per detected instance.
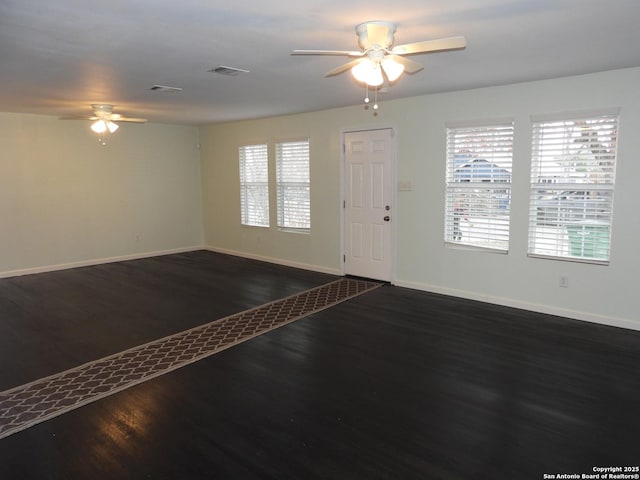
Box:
[340,126,396,283]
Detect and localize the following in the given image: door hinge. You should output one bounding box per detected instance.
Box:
[343,200,346,208]
[343,254,346,263]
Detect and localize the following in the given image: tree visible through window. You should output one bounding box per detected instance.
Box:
[276,140,310,230]
[528,111,618,263]
[445,122,514,252]
[239,144,269,227]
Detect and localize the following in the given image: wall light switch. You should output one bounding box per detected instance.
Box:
[398,180,412,192]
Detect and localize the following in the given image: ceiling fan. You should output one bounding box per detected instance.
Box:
[292,21,466,88]
[61,104,147,145]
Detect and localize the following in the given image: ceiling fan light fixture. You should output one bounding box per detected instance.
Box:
[90,119,119,134]
[381,57,404,82]
[90,120,106,133]
[351,60,384,87]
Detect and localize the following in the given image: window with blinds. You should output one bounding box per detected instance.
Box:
[276,140,310,230]
[239,144,269,227]
[528,111,618,264]
[445,121,514,252]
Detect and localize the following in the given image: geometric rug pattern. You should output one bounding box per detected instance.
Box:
[0,278,381,440]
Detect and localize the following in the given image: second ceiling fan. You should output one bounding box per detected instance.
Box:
[61,104,147,145]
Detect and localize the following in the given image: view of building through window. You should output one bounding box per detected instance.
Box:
[528,112,618,263]
[445,122,514,252]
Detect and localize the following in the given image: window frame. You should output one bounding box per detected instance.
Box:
[275,139,311,232]
[444,120,514,253]
[239,143,270,228]
[527,109,619,265]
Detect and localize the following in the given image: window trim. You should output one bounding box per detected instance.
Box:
[239,143,270,228]
[444,120,514,253]
[527,109,619,265]
[275,138,311,232]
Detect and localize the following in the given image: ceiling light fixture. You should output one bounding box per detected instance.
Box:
[59,104,147,146]
[352,59,384,87]
[292,20,466,115]
[90,119,119,134]
[350,50,405,114]
[380,57,404,82]
[91,119,119,146]
[351,50,405,87]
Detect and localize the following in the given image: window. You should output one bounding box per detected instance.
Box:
[239,144,269,227]
[445,121,514,252]
[528,111,618,264]
[276,139,310,230]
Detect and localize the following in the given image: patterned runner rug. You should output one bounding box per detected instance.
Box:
[0,277,381,439]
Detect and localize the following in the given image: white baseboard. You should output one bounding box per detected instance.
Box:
[394,279,640,332]
[204,246,341,276]
[0,246,205,279]
[5,246,635,333]
[203,248,640,332]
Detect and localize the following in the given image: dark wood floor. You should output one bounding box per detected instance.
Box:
[1,251,638,479]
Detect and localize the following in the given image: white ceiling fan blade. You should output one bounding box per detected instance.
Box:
[60,112,146,123]
[59,115,98,120]
[292,49,363,57]
[392,36,466,55]
[325,58,364,77]
[113,117,147,123]
[386,55,424,74]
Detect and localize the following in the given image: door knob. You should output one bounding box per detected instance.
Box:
[383,216,390,222]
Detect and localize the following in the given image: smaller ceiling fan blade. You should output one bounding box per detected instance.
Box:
[392,36,466,55]
[325,58,364,77]
[386,55,424,74]
[113,117,147,123]
[292,49,363,57]
[59,115,98,120]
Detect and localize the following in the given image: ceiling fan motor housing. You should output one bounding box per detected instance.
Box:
[356,21,396,50]
[91,104,114,118]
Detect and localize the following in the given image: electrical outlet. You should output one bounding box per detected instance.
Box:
[559,275,569,288]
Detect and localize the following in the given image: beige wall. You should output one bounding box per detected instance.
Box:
[199,67,640,330]
[199,109,350,273]
[0,113,203,275]
[2,68,638,329]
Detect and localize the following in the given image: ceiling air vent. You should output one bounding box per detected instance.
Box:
[209,65,250,76]
[150,85,183,93]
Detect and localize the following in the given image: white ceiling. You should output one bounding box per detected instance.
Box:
[2,0,640,125]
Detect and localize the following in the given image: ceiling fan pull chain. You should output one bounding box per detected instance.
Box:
[373,87,379,116]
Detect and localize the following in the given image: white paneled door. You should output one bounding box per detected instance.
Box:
[344,128,393,281]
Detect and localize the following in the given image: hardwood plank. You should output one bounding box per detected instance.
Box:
[0,250,337,390]
[0,253,638,478]
[0,278,380,440]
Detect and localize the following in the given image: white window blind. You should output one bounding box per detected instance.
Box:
[239,144,269,227]
[528,112,618,264]
[445,122,514,252]
[276,140,310,230]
